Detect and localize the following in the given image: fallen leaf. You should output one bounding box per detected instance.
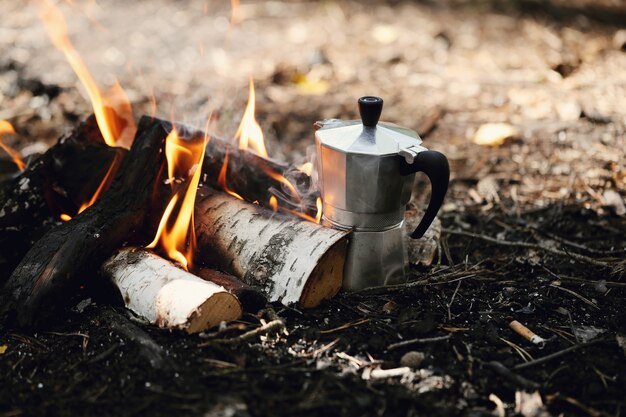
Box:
[555,101,582,121]
[573,326,605,343]
[294,74,329,96]
[515,391,549,417]
[0,345,7,354]
[382,300,398,314]
[603,190,626,216]
[371,24,399,45]
[473,123,520,146]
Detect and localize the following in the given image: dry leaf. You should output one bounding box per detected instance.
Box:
[515,391,550,417]
[294,74,329,96]
[383,300,398,314]
[603,190,626,216]
[0,345,7,354]
[371,24,399,45]
[473,123,520,146]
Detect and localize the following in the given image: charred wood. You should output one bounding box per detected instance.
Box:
[196,267,266,313]
[0,115,125,282]
[0,117,168,328]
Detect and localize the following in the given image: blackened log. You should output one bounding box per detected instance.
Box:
[117,116,316,218]
[0,116,169,328]
[0,115,125,281]
[202,136,318,217]
[196,267,267,313]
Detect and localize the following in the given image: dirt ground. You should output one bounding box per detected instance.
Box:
[1,0,625,416]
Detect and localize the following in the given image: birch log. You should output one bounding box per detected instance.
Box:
[195,189,349,308]
[101,248,242,333]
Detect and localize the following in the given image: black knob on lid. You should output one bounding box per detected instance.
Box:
[358,96,383,127]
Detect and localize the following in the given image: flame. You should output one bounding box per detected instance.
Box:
[315,197,322,223]
[77,153,120,213]
[39,0,135,148]
[147,128,206,270]
[218,150,243,200]
[235,79,267,158]
[269,195,278,212]
[230,0,240,24]
[0,121,25,171]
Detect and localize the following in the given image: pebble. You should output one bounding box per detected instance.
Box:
[399,351,425,368]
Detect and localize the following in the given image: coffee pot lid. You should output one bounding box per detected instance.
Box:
[315,96,423,156]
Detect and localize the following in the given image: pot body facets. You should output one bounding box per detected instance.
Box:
[315,97,450,290]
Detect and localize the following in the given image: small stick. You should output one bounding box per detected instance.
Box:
[513,339,607,371]
[442,228,616,268]
[202,319,285,346]
[387,334,451,351]
[510,320,547,345]
[484,361,540,390]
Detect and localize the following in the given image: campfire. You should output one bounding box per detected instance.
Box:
[0,1,444,335]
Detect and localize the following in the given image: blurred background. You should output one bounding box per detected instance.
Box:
[1,0,625,214]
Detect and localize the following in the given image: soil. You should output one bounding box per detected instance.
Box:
[1,1,625,416]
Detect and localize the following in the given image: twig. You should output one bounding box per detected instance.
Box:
[484,361,540,390]
[447,280,462,321]
[387,334,451,351]
[320,318,369,334]
[550,284,600,310]
[204,319,285,346]
[500,337,533,362]
[514,338,607,371]
[529,226,626,256]
[443,228,616,268]
[353,265,487,296]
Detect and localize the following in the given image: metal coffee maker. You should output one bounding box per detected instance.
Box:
[315,96,450,290]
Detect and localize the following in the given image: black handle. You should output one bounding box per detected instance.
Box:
[358,96,383,127]
[399,150,450,239]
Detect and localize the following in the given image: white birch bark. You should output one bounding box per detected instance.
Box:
[194,190,349,308]
[101,247,242,333]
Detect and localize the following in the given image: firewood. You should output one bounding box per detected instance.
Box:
[101,248,242,333]
[201,134,317,216]
[0,115,125,281]
[194,189,349,308]
[0,116,169,328]
[196,268,266,313]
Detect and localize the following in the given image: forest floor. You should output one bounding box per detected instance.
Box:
[0,0,625,416]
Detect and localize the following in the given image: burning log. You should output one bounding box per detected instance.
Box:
[202,132,317,217]
[101,248,242,333]
[195,189,348,308]
[0,117,168,328]
[0,115,125,281]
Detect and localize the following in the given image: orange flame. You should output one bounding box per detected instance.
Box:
[269,195,278,212]
[0,121,25,172]
[39,0,135,148]
[147,128,206,270]
[218,150,244,200]
[230,0,240,24]
[236,79,267,158]
[315,197,322,223]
